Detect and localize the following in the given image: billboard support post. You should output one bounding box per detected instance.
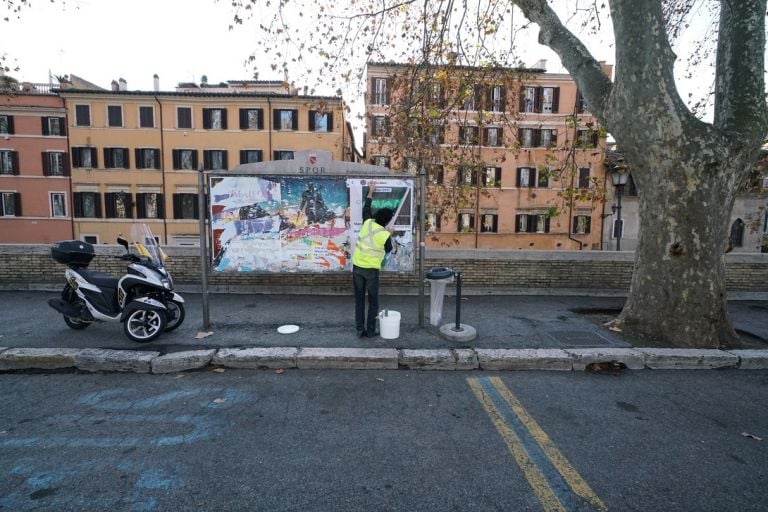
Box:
[198,166,211,330]
[418,165,426,328]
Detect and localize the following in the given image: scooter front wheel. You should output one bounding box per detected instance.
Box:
[164,300,186,332]
[123,307,166,343]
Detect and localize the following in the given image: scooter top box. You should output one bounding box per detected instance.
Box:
[51,240,95,267]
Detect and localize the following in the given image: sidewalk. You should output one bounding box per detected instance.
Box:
[1,291,767,372]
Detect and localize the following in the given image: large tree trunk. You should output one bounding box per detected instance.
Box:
[616,152,742,348]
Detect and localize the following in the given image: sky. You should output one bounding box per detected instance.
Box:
[1,0,715,137]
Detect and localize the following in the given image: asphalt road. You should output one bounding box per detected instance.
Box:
[1,369,766,511]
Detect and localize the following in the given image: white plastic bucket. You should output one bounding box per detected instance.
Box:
[378,310,401,339]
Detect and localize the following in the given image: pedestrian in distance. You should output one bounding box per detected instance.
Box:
[352,180,394,337]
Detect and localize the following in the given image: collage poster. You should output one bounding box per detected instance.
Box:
[209,176,414,273]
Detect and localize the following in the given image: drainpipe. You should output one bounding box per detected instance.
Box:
[64,97,75,239]
[267,95,273,159]
[155,95,168,244]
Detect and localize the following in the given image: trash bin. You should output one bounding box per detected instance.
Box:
[425,267,454,327]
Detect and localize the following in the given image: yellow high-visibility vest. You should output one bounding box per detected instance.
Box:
[352,219,390,269]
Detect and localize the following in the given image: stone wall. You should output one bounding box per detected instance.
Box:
[1,244,766,295]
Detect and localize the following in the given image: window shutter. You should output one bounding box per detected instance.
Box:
[173,194,182,219]
[534,87,542,112]
[273,151,280,161]
[105,193,115,218]
[327,112,334,132]
[552,88,560,113]
[91,148,98,169]
[122,148,130,169]
[258,109,264,129]
[518,128,524,146]
[135,148,143,169]
[534,129,542,147]
[59,118,67,136]
[11,152,19,175]
[273,110,280,130]
[136,194,147,219]
[515,214,522,233]
[191,150,198,169]
[544,217,551,233]
[94,194,102,218]
[572,217,578,234]
[124,192,134,218]
[591,131,600,148]
[41,118,49,136]
[156,194,165,219]
[239,109,248,129]
[516,168,522,187]
[172,150,180,169]
[528,216,537,233]
[42,152,50,176]
[220,109,228,129]
[308,111,316,131]
[13,193,21,215]
[203,150,211,170]
[202,109,211,129]
[103,149,113,168]
[193,195,200,219]
[519,87,526,112]
[62,154,70,176]
[222,151,228,170]
[153,149,160,169]
[73,192,83,217]
[292,110,299,130]
[499,87,506,111]
[369,78,375,103]
[72,150,81,168]
[240,150,247,164]
[585,216,591,234]
[7,116,14,134]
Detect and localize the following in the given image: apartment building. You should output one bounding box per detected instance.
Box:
[0,83,72,243]
[365,61,610,250]
[58,79,354,245]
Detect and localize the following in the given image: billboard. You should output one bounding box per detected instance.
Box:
[209,175,414,273]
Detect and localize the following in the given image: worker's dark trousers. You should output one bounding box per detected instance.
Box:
[353,265,380,334]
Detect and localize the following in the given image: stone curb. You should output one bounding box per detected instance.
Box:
[0,347,767,373]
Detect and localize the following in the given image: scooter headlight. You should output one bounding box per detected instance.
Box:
[162,278,172,290]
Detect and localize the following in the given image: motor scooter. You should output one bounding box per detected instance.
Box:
[47,224,185,342]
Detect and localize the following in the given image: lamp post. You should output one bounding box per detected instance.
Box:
[610,161,629,251]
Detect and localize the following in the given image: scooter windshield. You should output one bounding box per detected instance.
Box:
[130,224,165,270]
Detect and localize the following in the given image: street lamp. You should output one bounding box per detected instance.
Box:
[610,160,629,251]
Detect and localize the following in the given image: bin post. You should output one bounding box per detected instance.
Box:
[454,271,461,331]
[198,167,211,331]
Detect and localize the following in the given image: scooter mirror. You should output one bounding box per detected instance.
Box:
[117,236,129,250]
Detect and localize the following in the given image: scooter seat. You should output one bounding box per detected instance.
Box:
[78,269,119,289]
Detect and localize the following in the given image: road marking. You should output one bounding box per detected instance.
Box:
[468,376,607,511]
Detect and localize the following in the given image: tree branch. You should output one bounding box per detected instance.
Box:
[512,0,613,123]
[713,0,768,142]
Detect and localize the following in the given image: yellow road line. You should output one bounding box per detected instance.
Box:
[467,377,566,512]
[487,376,608,511]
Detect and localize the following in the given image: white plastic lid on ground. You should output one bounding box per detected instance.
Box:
[277,324,300,334]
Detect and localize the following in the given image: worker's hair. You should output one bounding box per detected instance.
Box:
[374,208,394,226]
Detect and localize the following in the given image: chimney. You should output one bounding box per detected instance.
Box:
[118,78,127,91]
[111,80,119,91]
[153,74,160,92]
[532,59,547,71]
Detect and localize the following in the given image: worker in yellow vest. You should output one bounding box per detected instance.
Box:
[352,181,394,337]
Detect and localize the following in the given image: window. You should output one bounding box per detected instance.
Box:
[371,115,388,137]
[50,192,66,217]
[428,166,444,185]
[484,127,502,147]
[136,193,164,219]
[458,213,475,233]
[540,129,557,148]
[0,150,19,175]
[177,107,193,129]
[107,105,123,127]
[488,85,505,112]
[274,109,298,131]
[458,166,477,186]
[403,158,418,174]
[173,193,199,219]
[481,214,498,233]
[482,167,501,188]
[172,149,198,170]
[134,148,160,170]
[240,150,263,164]
[309,111,333,132]
[203,150,228,170]
[429,83,445,107]
[538,168,550,188]
[519,128,536,148]
[0,115,14,134]
[426,212,441,232]
[459,126,479,145]
[43,151,68,176]
[516,213,550,233]
[519,86,560,113]
[462,85,478,111]
[517,167,534,188]
[82,235,99,244]
[371,78,389,105]
[104,147,130,169]
[578,168,591,189]
[730,219,745,248]
[139,106,155,128]
[203,108,227,130]
[372,156,390,167]
[0,191,20,216]
[273,150,294,161]
[75,105,91,126]
[573,215,592,234]
[425,122,445,145]
[239,108,264,130]
[73,192,102,218]
[104,192,133,219]
[576,129,599,149]
[42,117,66,136]
[576,90,588,114]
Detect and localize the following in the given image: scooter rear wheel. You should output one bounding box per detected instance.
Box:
[62,285,91,330]
[123,307,166,342]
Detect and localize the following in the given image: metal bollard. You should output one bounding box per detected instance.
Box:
[454,272,462,331]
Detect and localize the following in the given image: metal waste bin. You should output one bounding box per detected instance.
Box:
[425,267,454,326]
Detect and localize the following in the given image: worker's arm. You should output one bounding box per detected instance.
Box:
[362,181,375,221]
